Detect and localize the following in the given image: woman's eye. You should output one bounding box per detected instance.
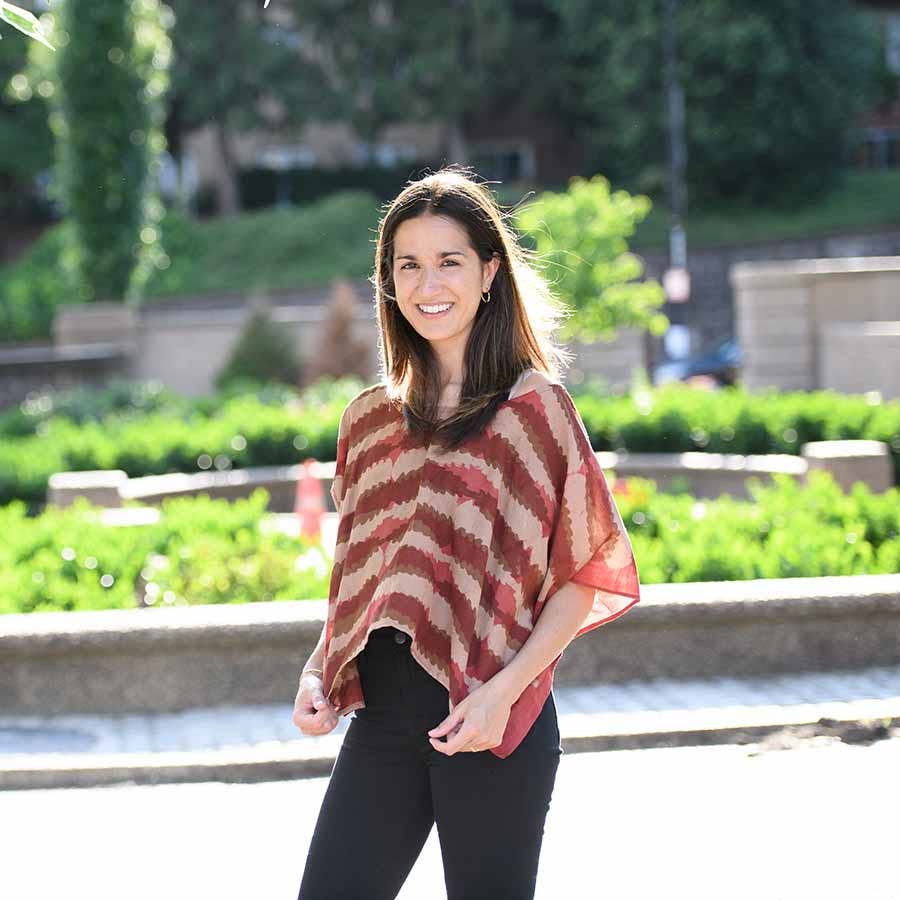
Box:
[399,260,459,270]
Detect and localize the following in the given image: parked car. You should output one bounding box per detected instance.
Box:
[652,338,743,387]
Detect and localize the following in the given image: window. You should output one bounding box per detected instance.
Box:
[855,127,900,170]
[469,141,537,182]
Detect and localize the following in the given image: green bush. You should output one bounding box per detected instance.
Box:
[0,376,361,508]
[0,380,898,509]
[2,471,896,615]
[571,383,900,482]
[215,307,302,391]
[613,470,900,584]
[0,489,331,616]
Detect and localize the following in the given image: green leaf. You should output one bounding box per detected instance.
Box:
[0,1,55,50]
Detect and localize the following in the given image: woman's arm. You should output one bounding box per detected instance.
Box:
[300,620,328,678]
[489,580,596,705]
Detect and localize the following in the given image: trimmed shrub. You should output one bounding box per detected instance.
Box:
[1,471,896,615]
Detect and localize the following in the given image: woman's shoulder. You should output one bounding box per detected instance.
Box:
[507,368,564,402]
[340,381,393,425]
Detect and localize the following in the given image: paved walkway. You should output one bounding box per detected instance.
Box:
[2,738,898,899]
[2,663,900,788]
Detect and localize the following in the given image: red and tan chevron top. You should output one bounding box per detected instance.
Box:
[321,369,641,758]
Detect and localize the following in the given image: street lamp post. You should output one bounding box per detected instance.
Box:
[663,0,692,313]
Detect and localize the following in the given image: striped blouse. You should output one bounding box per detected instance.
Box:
[320,369,641,758]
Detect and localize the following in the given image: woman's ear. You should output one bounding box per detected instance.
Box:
[483,253,502,291]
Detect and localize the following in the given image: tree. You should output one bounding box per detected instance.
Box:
[0,13,54,222]
[215,300,302,389]
[514,174,668,343]
[30,0,172,305]
[166,0,330,215]
[291,0,522,163]
[549,0,882,206]
[304,278,371,386]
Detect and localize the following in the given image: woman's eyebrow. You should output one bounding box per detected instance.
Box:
[395,250,467,261]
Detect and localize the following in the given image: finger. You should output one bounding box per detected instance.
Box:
[428,708,463,738]
[431,726,478,756]
[298,710,337,734]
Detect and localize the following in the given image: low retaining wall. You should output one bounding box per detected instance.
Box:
[1,574,897,716]
[46,438,894,513]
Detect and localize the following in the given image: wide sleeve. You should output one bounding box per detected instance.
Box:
[329,402,352,514]
[534,384,641,638]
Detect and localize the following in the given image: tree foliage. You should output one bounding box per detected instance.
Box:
[289,0,527,155]
[515,174,667,342]
[31,0,172,304]
[0,14,53,213]
[0,1,54,47]
[549,0,882,205]
[215,303,302,390]
[166,0,328,214]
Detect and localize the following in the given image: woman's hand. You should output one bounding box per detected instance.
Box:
[292,672,340,736]
[427,679,514,755]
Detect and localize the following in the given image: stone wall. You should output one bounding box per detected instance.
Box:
[730,256,900,396]
[638,227,900,358]
[0,341,132,410]
[44,291,645,399]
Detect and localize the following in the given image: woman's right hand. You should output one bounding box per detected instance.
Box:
[292,672,340,736]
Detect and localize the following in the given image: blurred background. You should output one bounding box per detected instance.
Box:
[1,0,899,394]
[0,4,899,897]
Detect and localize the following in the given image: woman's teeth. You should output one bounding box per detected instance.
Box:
[417,303,452,316]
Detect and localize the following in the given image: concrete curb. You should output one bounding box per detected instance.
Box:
[2,574,899,717]
[3,698,899,792]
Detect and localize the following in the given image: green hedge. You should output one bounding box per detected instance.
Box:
[572,384,900,483]
[614,471,899,584]
[1,381,898,509]
[0,490,331,616]
[0,377,360,509]
[2,471,896,616]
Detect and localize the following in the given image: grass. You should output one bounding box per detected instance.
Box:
[143,190,380,299]
[631,170,900,249]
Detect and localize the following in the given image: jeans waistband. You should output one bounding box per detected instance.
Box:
[367,626,409,642]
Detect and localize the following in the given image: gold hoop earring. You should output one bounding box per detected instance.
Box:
[481,290,491,304]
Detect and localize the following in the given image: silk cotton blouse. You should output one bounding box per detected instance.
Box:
[320,369,641,758]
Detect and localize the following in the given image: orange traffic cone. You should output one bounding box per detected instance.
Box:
[295,458,325,541]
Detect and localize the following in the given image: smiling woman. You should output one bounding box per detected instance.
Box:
[390,214,501,399]
[293,165,641,900]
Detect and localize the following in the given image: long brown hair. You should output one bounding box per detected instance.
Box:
[371,165,573,452]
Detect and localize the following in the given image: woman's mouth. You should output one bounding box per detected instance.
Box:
[417,303,453,318]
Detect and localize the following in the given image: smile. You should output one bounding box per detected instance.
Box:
[417,303,453,317]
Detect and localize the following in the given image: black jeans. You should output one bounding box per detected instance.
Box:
[297,626,562,900]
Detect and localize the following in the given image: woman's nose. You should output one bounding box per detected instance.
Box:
[418,266,444,297]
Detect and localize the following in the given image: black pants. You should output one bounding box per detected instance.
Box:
[297,626,562,900]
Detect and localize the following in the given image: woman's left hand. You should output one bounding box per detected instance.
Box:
[427,679,514,755]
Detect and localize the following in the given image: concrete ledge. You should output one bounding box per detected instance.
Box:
[1,574,898,717]
[45,438,895,516]
[731,256,900,289]
[2,700,897,791]
[49,463,338,514]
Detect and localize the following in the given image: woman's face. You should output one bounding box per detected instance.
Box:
[391,213,499,361]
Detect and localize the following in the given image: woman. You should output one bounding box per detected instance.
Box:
[294,166,641,900]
